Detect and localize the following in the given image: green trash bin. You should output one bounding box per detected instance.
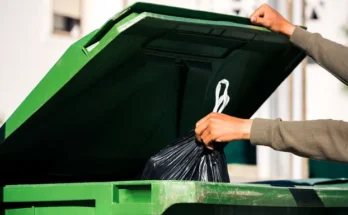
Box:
[2,2,347,214]
[0,2,305,183]
[2,180,348,214]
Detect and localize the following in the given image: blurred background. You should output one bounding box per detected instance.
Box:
[0,0,347,182]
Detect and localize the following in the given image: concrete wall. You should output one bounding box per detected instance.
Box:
[305,0,348,121]
[83,0,123,34]
[0,0,77,121]
[0,0,126,122]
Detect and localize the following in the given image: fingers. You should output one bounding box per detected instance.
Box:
[197,124,216,150]
[196,130,214,150]
[195,113,221,150]
[195,134,202,142]
[202,134,214,150]
[215,138,223,142]
[195,113,216,136]
[196,113,211,127]
[195,119,209,137]
[206,143,214,151]
[202,134,215,149]
[250,4,265,21]
[252,17,272,28]
[201,129,210,141]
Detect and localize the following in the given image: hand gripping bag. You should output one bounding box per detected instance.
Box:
[141,79,231,182]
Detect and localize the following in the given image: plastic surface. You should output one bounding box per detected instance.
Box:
[0,2,306,184]
[142,130,230,182]
[142,80,230,182]
[310,159,348,178]
[2,180,348,215]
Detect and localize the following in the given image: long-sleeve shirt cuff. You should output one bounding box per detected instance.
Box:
[289,26,314,51]
[250,118,274,147]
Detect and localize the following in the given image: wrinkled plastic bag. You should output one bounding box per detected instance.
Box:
[141,130,230,182]
[141,79,231,182]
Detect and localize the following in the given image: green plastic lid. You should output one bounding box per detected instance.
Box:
[0,2,305,183]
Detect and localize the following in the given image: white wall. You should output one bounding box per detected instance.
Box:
[0,0,77,121]
[305,0,348,121]
[127,0,197,9]
[0,0,125,122]
[83,0,124,35]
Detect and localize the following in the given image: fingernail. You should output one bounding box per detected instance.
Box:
[251,17,256,23]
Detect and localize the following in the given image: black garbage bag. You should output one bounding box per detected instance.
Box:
[141,79,231,182]
[141,130,230,182]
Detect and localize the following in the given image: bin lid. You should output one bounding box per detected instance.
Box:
[0,2,306,184]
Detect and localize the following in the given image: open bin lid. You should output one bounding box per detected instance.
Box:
[0,2,305,184]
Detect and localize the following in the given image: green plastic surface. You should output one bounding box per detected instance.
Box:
[225,140,256,164]
[310,159,348,178]
[1,180,348,215]
[0,2,305,184]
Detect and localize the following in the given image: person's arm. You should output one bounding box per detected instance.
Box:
[251,118,348,163]
[195,4,348,163]
[195,113,348,163]
[290,26,348,84]
[250,4,348,84]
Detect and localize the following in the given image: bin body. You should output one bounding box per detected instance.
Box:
[0,2,306,184]
[2,180,348,215]
[0,2,347,214]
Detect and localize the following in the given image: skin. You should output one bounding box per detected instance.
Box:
[195,4,296,150]
[195,113,252,150]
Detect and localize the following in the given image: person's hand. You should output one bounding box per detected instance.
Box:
[195,113,253,150]
[250,4,296,37]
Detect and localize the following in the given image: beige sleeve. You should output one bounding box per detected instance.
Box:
[249,27,348,163]
[290,26,348,85]
[250,118,348,163]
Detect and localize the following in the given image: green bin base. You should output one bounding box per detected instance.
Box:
[2,180,348,214]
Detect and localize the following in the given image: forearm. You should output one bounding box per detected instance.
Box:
[250,118,348,163]
[290,26,348,84]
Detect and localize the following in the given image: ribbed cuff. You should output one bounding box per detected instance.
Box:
[250,118,274,147]
[290,26,313,52]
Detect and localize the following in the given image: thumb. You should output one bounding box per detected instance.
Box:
[251,16,272,28]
